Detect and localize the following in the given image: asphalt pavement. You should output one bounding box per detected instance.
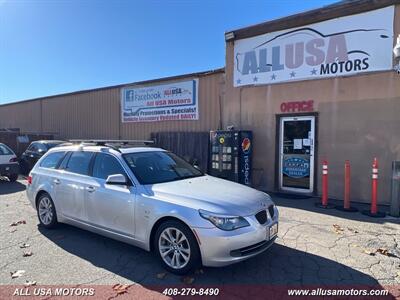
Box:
[1,178,399,296]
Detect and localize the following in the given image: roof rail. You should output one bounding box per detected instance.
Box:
[69,139,154,145]
[68,139,155,152]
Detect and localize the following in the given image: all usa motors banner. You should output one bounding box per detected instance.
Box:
[121,79,199,122]
[233,6,394,87]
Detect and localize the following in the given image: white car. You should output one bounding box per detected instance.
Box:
[0,143,19,182]
[26,141,278,274]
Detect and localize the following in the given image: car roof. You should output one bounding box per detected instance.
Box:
[33,140,66,144]
[48,144,166,154]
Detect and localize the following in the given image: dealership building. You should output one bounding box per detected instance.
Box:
[1,0,399,205]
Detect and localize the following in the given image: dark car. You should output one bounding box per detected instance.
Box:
[0,143,19,181]
[20,140,66,174]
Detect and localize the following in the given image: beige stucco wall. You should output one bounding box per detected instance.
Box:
[223,5,400,204]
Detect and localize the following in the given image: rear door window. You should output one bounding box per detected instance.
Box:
[40,152,66,169]
[58,152,72,170]
[65,151,94,175]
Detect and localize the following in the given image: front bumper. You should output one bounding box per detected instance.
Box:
[194,208,279,267]
[0,163,19,176]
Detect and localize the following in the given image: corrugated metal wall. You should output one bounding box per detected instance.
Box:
[42,88,120,139]
[0,70,224,140]
[0,101,42,132]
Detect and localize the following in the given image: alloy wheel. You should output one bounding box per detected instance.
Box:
[158,227,191,269]
[38,197,54,225]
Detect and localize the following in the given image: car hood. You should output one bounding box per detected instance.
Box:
[143,175,273,216]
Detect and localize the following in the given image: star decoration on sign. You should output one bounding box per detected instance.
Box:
[311,68,318,75]
[253,76,258,82]
[236,79,241,84]
[271,74,276,80]
[290,71,296,78]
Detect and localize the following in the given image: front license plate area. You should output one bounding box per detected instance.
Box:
[5,167,10,171]
[268,223,278,240]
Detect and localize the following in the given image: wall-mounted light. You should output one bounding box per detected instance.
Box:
[225,31,235,42]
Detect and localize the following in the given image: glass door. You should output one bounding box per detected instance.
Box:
[279,116,315,193]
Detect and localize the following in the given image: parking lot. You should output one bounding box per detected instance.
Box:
[1,178,400,297]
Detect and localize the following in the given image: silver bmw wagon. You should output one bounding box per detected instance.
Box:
[26,141,278,274]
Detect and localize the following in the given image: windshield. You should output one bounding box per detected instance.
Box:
[123,151,203,185]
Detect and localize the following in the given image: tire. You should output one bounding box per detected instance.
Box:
[36,193,58,229]
[7,174,18,182]
[154,220,201,275]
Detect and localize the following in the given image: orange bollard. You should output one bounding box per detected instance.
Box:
[322,160,328,206]
[316,160,335,209]
[362,158,385,218]
[336,160,357,212]
[371,158,378,214]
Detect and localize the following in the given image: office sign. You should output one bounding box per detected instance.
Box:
[234,6,394,87]
[280,100,314,113]
[121,79,198,122]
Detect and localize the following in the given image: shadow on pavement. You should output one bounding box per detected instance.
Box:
[271,193,400,225]
[0,179,26,195]
[37,223,392,296]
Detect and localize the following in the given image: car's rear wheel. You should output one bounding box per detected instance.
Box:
[37,193,58,229]
[154,220,200,275]
[7,174,18,182]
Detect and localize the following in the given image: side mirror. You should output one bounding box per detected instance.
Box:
[106,174,128,185]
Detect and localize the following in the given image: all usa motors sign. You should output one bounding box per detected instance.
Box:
[233,6,394,87]
[121,79,199,122]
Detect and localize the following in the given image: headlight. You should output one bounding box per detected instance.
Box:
[199,210,250,231]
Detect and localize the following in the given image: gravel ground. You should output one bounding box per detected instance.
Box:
[1,179,399,294]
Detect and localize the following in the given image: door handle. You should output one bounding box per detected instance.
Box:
[86,186,96,193]
[53,179,61,185]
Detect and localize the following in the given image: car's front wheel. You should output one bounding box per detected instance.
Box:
[154,220,201,275]
[37,193,58,229]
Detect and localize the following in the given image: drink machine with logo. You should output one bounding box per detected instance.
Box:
[209,130,253,186]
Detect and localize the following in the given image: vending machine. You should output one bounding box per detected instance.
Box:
[209,130,253,186]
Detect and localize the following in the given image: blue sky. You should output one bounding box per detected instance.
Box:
[0,0,337,104]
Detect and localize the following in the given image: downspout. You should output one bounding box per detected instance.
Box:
[239,87,243,129]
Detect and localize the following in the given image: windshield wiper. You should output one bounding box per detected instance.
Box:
[179,174,204,180]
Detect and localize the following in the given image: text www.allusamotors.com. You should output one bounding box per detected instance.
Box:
[288,288,389,297]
